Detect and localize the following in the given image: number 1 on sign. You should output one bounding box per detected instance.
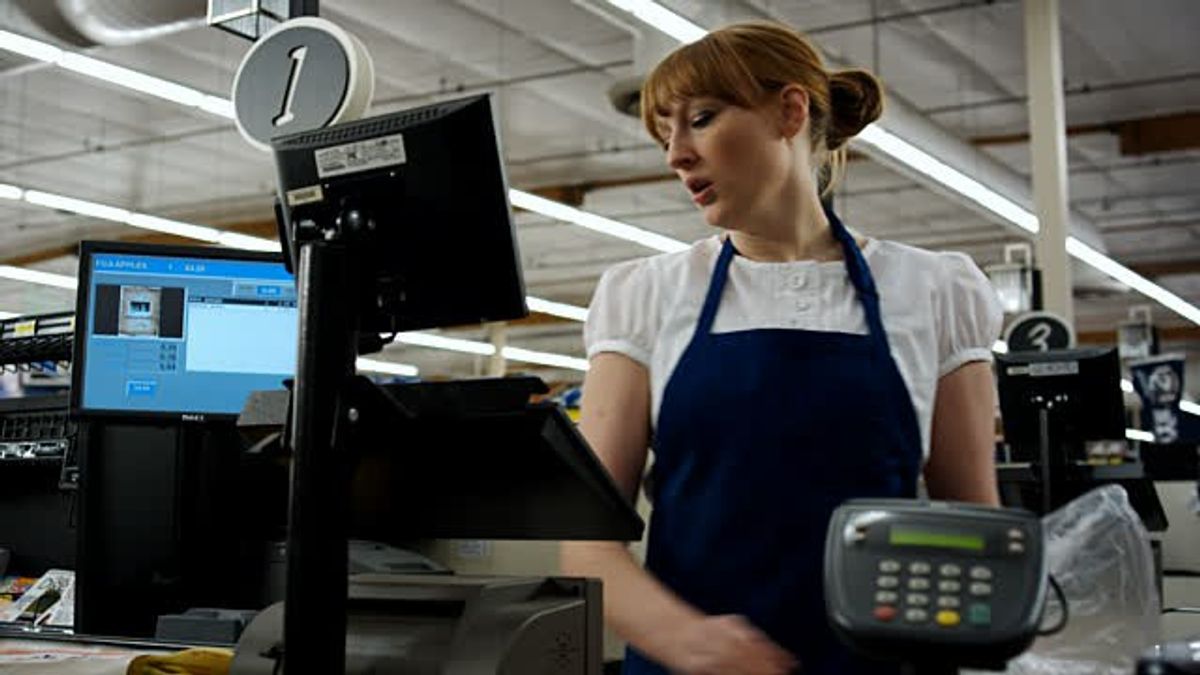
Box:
[274,46,308,128]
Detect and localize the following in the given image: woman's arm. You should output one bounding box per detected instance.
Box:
[561,353,795,674]
[924,361,1001,505]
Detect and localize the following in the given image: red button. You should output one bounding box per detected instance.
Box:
[874,606,897,622]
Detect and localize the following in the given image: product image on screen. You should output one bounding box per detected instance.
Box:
[73,243,299,418]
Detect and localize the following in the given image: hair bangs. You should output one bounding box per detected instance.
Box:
[640,35,764,144]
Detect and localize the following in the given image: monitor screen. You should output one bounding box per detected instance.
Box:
[996,347,1126,459]
[71,241,297,419]
[271,93,527,334]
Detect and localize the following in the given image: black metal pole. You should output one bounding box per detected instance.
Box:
[283,242,356,675]
[1038,407,1052,515]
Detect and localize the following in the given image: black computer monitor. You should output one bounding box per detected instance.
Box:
[71,241,297,420]
[271,93,527,334]
[996,347,1126,460]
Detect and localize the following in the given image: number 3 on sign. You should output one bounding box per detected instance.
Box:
[274,46,308,128]
[1028,322,1052,351]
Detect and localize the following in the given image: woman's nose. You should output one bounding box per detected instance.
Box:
[667,138,697,170]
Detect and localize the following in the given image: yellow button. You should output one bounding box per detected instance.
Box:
[936,610,961,627]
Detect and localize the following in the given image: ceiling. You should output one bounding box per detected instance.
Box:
[1,0,1198,380]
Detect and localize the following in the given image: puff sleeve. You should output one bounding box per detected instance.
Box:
[935,252,1004,377]
[584,258,661,368]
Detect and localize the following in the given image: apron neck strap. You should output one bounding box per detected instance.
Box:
[695,209,890,347]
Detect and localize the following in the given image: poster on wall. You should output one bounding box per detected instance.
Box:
[1130,353,1193,444]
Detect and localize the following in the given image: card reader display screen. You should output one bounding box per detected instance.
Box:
[81,252,297,416]
[889,526,985,552]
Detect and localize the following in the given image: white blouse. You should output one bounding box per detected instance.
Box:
[584,235,1004,460]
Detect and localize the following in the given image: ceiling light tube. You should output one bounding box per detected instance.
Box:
[1181,400,1200,417]
[526,296,589,322]
[24,190,130,223]
[0,29,63,62]
[56,53,205,108]
[0,310,18,319]
[0,184,24,201]
[510,189,688,253]
[395,332,497,356]
[125,213,222,242]
[356,357,419,377]
[604,0,706,43]
[855,125,1040,234]
[0,266,77,290]
[1066,237,1200,325]
[0,29,232,119]
[1125,428,1154,443]
[216,231,282,251]
[502,346,589,371]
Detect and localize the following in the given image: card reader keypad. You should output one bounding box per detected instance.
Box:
[873,558,997,628]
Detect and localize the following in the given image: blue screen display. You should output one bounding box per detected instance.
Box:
[80,251,297,416]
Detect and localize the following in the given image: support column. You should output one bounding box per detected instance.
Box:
[1024,0,1074,325]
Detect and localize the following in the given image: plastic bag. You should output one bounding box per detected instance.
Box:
[988,484,1160,675]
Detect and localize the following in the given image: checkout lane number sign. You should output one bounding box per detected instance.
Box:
[232,16,375,152]
[1003,311,1074,352]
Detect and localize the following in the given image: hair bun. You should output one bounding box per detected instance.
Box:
[827,69,884,150]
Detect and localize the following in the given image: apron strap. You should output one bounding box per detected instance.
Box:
[694,209,892,358]
[826,205,892,355]
[694,237,737,337]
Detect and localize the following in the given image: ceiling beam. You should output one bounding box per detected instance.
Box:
[972,111,1200,156]
[1129,258,1200,278]
[1079,325,1200,345]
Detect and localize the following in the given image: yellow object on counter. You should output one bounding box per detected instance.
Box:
[127,647,233,675]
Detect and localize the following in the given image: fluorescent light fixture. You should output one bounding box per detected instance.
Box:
[356,357,419,377]
[0,29,64,62]
[1181,400,1200,417]
[604,0,706,43]
[199,96,236,118]
[1121,379,1134,394]
[992,340,1008,354]
[526,296,589,322]
[0,184,23,201]
[510,189,688,253]
[394,332,588,371]
[0,311,18,319]
[0,265,77,290]
[502,346,589,371]
[1066,237,1200,325]
[395,332,497,356]
[1125,428,1154,443]
[25,190,129,222]
[0,29,232,120]
[855,125,1039,234]
[216,232,282,251]
[57,53,206,108]
[124,213,222,242]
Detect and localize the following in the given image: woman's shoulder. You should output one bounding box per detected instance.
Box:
[868,239,986,286]
[598,236,719,291]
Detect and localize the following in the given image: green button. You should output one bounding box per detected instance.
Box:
[968,603,991,626]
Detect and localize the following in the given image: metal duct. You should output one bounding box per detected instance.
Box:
[11,0,206,48]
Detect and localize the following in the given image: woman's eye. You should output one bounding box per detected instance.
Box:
[690,110,715,128]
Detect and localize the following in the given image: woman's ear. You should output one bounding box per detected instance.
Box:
[779,84,810,140]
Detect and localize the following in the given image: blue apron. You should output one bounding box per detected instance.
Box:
[624,208,923,674]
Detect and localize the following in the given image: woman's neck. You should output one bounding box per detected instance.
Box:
[728,185,840,263]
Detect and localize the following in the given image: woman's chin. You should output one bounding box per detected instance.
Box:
[700,203,728,229]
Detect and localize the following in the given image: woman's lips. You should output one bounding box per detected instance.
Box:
[692,184,716,206]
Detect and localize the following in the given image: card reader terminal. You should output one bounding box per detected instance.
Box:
[824,499,1046,670]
